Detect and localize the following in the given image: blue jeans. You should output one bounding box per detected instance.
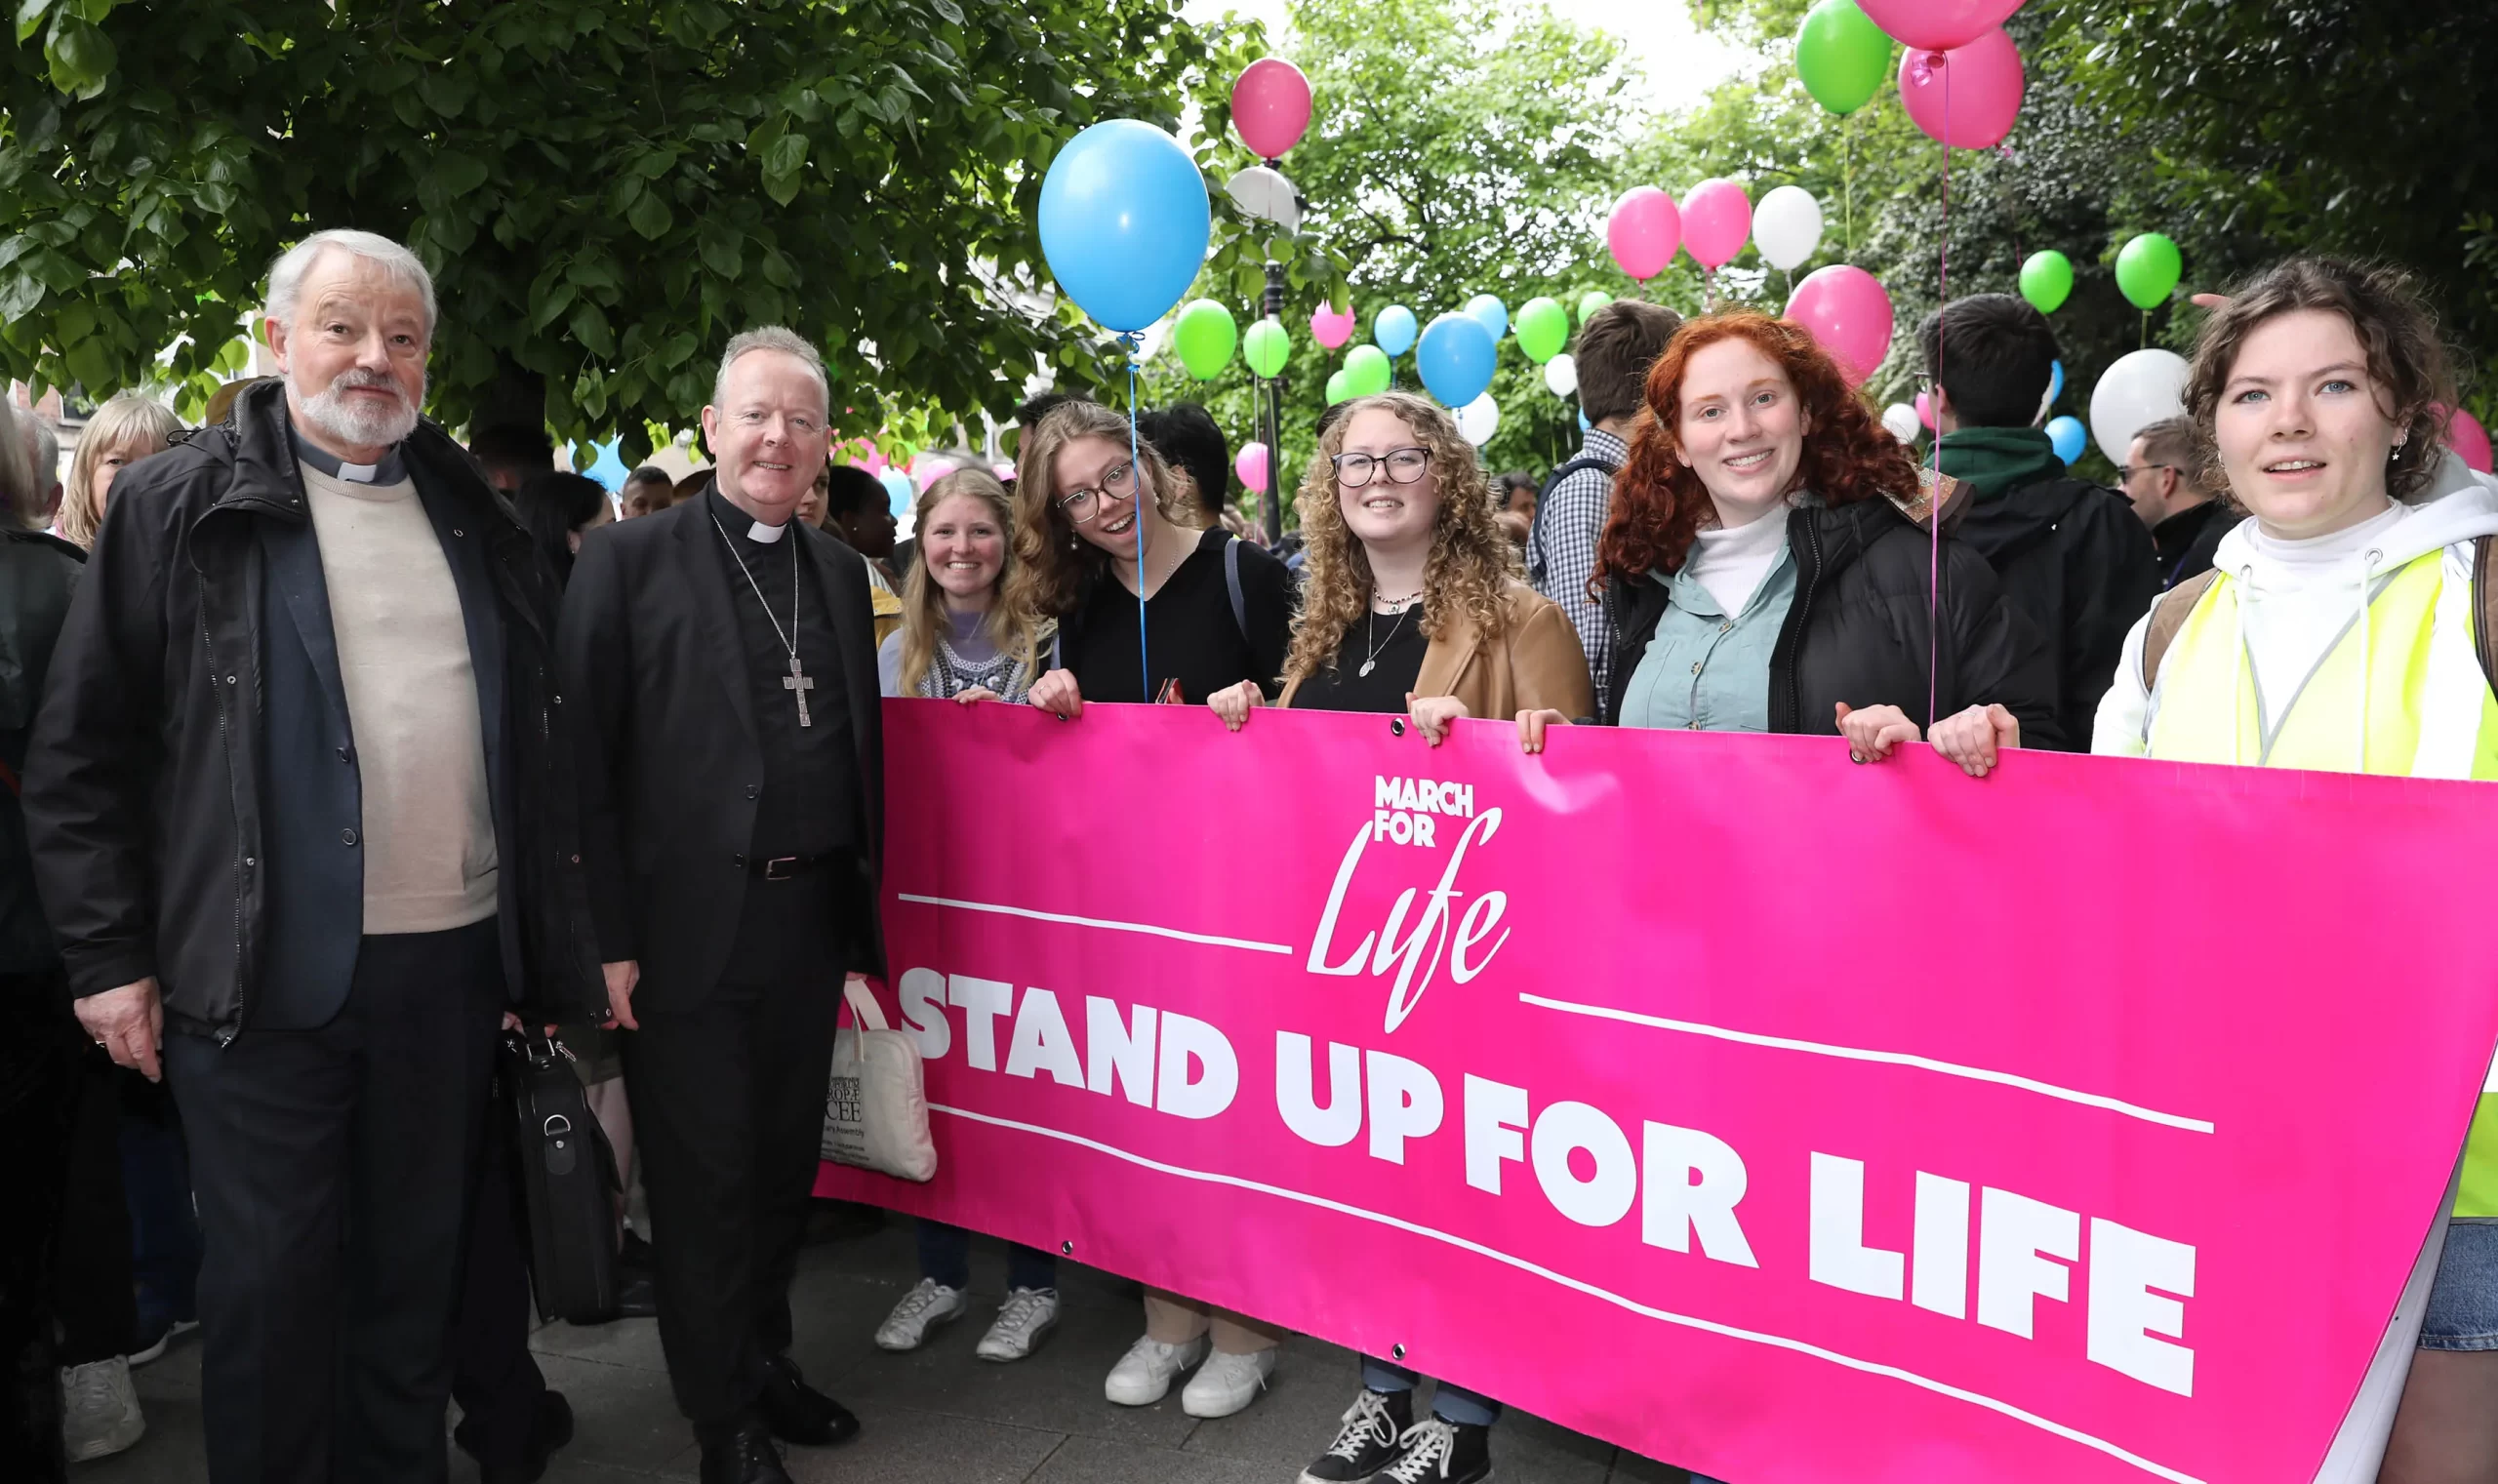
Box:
[916,1220,1058,1293]
[1361,1356,1502,1427]
[2424,1220,2498,1350]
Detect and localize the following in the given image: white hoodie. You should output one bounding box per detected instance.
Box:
[2092,450,2498,758]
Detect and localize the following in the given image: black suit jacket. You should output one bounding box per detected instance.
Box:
[558,492,886,1010]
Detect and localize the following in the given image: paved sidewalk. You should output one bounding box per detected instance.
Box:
[79,1212,1699,1483]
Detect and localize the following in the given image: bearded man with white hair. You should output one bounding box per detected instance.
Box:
[22,229,600,1483]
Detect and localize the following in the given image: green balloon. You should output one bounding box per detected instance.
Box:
[1794,0,1889,117]
[1576,290,1614,326]
[1343,343,1392,398]
[1172,298,1237,381]
[1325,368,1353,405]
[2115,233,2184,310]
[1514,297,1570,363]
[2019,251,2075,314]
[1243,318,1291,379]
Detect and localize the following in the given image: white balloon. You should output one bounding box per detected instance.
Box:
[1880,403,1921,444]
[1456,393,1501,446]
[1753,185,1825,272]
[1543,352,1578,398]
[2089,349,2192,465]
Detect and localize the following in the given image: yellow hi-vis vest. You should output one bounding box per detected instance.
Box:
[2145,545,2498,1215]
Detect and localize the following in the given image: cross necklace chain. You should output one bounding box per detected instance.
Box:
[710,515,814,727]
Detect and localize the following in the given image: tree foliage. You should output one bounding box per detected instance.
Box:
[0,0,1333,458]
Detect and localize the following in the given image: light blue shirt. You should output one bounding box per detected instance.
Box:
[1618,535,1797,734]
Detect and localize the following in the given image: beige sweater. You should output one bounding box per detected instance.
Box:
[302,464,498,934]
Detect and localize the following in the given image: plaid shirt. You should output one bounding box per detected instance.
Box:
[1526,427,1628,715]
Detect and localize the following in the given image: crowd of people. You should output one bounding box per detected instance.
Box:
[2,224,2493,1484]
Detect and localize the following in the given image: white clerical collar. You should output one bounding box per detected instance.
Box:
[288,424,407,485]
[746,518,788,544]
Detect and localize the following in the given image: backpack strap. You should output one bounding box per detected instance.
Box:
[2476,536,2498,695]
[2140,569,2223,695]
[1224,533,1247,643]
[1528,453,1626,577]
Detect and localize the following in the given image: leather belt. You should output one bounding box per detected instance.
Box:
[749,852,836,881]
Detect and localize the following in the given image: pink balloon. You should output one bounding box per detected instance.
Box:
[1230,59,1312,160]
[1310,301,1356,349]
[1235,441,1270,493]
[1855,0,2023,52]
[1680,179,1753,271]
[1896,26,2024,149]
[1606,186,1681,282]
[992,461,1017,483]
[1785,264,1895,388]
[2451,408,2495,474]
[1914,390,1935,429]
[914,459,957,494]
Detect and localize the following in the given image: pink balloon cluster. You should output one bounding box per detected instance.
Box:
[1681,180,1753,271]
[1235,441,1271,493]
[1310,300,1356,349]
[1786,264,1896,388]
[1605,186,1681,282]
[1897,26,2025,148]
[1231,59,1312,160]
[1856,0,2022,51]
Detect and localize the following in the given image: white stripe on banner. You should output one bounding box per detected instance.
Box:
[931,1102,2205,1484]
[1518,992,2217,1135]
[895,894,1297,955]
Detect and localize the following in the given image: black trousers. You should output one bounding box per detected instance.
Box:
[0,976,78,1484]
[624,879,846,1424]
[54,1046,137,1366]
[167,918,504,1484]
[449,1097,548,1471]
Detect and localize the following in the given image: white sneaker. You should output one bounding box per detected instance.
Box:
[874,1278,969,1351]
[60,1356,145,1462]
[1180,1345,1277,1419]
[975,1287,1060,1362]
[1103,1334,1209,1406]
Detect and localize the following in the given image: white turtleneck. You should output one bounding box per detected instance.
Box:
[1685,505,1791,618]
[2230,501,2408,731]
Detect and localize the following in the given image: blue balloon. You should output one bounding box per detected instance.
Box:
[1464,293,1508,341]
[1373,303,1419,358]
[1578,407,1591,432]
[1415,313,1497,408]
[2048,359,2066,408]
[879,469,915,514]
[580,437,629,492]
[2046,415,2087,465]
[1037,120,1210,333]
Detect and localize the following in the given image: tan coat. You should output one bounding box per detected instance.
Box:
[1281,581,1595,721]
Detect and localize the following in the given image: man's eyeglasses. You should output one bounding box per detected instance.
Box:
[1058,461,1137,524]
[1332,448,1431,488]
[2115,462,2175,483]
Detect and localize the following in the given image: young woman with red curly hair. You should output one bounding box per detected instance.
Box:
[1518,311,2059,770]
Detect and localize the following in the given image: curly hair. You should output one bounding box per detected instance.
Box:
[1003,398,1204,621]
[1283,391,1520,689]
[1595,311,1916,590]
[897,467,1048,696]
[2184,257,2458,505]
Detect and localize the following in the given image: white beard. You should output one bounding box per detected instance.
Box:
[298,368,423,450]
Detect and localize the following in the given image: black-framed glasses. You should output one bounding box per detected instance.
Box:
[1058,461,1136,524]
[2115,462,2175,483]
[1332,447,1430,488]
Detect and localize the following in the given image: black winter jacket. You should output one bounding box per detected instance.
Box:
[1600,490,2064,745]
[1951,476,2156,751]
[20,382,601,1036]
[0,527,82,975]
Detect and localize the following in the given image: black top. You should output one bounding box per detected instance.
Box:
[1290,605,1430,715]
[2153,500,2239,590]
[707,488,857,858]
[1068,527,1292,704]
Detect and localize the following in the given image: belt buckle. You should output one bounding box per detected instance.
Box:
[763,856,800,881]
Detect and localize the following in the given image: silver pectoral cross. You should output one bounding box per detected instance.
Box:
[784,655,815,727]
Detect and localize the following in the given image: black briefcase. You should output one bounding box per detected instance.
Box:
[500,1032,619,1324]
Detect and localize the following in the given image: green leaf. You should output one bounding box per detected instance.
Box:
[625,188,672,240]
[419,68,476,117]
[46,13,115,98]
[699,231,743,281]
[62,337,112,391]
[568,302,616,358]
[761,131,807,206]
[431,150,490,197]
[17,0,54,45]
[530,279,579,332]
[928,0,962,22]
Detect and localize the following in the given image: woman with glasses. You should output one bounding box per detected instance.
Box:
[1007,399,1291,716]
[1205,391,1588,1484]
[1000,399,1295,1421]
[1516,311,2058,776]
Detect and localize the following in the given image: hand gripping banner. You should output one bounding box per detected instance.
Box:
[821,700,2498,1482]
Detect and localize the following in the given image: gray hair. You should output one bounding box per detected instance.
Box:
[711,326,829,413]
[264,228,437,337]
[0,397,34,530]
[20,413,59,498]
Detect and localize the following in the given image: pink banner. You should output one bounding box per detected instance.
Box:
[821,700,2498,1483]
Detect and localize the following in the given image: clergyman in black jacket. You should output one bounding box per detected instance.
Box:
[1921,295,2158,749]
[22,229,598,1484]
[558,328,879,1484]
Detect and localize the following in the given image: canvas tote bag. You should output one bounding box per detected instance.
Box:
[822,977,938,1182]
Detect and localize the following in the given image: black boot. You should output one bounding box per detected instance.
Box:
[1298,1386,1411,1482]
[696,1414,791,1484]
[1372,1416,1492,1484]
[756,1353,860,1447]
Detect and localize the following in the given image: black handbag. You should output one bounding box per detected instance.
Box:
[500,1031,619,1324]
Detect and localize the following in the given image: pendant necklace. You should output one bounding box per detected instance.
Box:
[710,514,814,727]
[1358,590,1424,678]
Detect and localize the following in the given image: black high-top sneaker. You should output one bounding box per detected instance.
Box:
[1300,1386,1413,1482]
[1371,1415,1493,1484]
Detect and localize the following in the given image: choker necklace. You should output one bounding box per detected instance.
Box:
[1371,588,1424,615]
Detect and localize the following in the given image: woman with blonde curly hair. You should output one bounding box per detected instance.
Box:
[1008,398,1290,716]
[1210,391,1590,749]
[1516,311,2056,772]
[60,395,181,549]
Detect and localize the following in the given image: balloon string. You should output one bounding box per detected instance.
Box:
[1843,113,1855,260]
[1930,57,1951,731]
[1124,333,1152,704]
